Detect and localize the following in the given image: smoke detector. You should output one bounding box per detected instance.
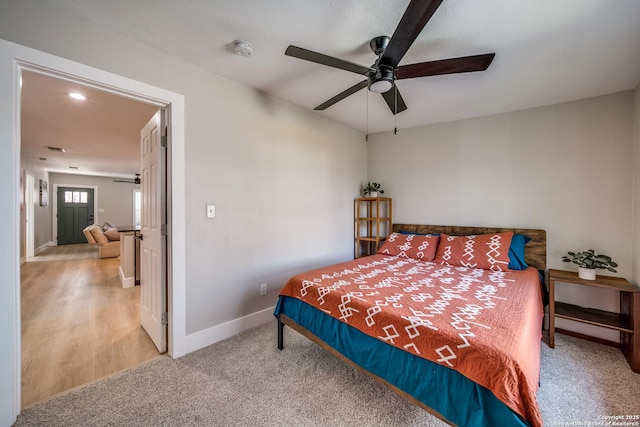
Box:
[233,40,254,57]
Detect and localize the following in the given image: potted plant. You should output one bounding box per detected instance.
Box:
[562,249,618,280]
[363,182,384,197]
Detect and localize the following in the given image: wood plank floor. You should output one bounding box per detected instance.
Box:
[21,244,160,408]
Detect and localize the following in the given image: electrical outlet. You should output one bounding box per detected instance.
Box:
[259,283,267,296]
[206,205,215,218]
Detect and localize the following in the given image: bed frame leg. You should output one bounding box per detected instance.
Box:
[277,317,284,350]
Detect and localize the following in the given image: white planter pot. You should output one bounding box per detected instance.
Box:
[368,192,378,198]
[578,267,596,280]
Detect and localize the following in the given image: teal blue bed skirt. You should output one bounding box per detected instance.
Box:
[274,296,531,427]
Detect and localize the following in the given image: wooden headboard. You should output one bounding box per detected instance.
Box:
[392,224,547,271]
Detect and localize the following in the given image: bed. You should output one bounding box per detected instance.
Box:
[274,224,546,427]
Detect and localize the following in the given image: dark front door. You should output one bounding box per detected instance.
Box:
[57,187,95,245]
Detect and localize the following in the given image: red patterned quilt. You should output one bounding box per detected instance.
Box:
[279,254,544,427]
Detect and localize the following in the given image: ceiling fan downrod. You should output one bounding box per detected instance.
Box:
[369,35,390,56]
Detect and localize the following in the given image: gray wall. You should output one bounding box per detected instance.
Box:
[49,173,139,229]
[20,170,139,254]
[20,160,51,254]
[368,91,635,342]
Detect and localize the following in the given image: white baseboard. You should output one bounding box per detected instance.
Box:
[181,306,276,356]
[22,242,54,263]
[34,241,53,255]
[118,266,135,288]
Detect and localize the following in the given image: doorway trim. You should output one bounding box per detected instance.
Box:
[52,184,98,246]
[1,39,187,422]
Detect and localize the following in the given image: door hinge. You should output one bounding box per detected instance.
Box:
[161,312,169,325]
[161,224,168,236]
[161,136,168,147]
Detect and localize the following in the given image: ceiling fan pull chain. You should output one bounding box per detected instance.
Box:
[394,85,398,135]
[365,89,369,142]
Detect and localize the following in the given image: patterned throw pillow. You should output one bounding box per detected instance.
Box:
[433,232,514,272]
[377,232,440,261]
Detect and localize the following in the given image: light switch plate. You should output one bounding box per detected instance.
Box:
[206,205,215,218]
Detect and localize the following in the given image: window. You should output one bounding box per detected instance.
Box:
[133,189,141,228]
[64,190,88,204]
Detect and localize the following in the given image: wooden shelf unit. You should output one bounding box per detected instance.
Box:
[354,197,392,258]
[554,302,633,333]
[548,268,640,373]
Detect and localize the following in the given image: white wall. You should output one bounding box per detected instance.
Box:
[0,2,366,423]
[368,91,635,341]
[632,83,640,286]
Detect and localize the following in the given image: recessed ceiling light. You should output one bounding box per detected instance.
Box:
[68,92,87,101]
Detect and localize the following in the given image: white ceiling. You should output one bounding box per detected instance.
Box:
[21,70,157,178]
[21,0,640,176]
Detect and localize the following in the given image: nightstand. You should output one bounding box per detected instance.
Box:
[548,269,640,373]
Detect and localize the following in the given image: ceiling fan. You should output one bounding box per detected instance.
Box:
[285,0,495,114]
[113,174,141,184]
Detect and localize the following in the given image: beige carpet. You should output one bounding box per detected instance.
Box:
[13,320,640,426]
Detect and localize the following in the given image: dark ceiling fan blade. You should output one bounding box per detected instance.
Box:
[379,0,444,68]
[314,80,368,110]
[381,86,408,114]
[285,45,371,75]
[113,173,140,184]
[396,53,495,80]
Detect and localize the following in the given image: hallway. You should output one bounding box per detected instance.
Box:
[20,244,160,407]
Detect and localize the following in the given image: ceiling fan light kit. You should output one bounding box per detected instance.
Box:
[284,0,495,116]
[368,66,394,93]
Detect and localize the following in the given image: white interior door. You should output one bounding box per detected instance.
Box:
[140,110,167,352]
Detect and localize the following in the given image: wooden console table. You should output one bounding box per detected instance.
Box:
[548,269,640,373]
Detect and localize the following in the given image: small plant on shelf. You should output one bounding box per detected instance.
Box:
[363,182,384,197]
[562,249,618,280]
